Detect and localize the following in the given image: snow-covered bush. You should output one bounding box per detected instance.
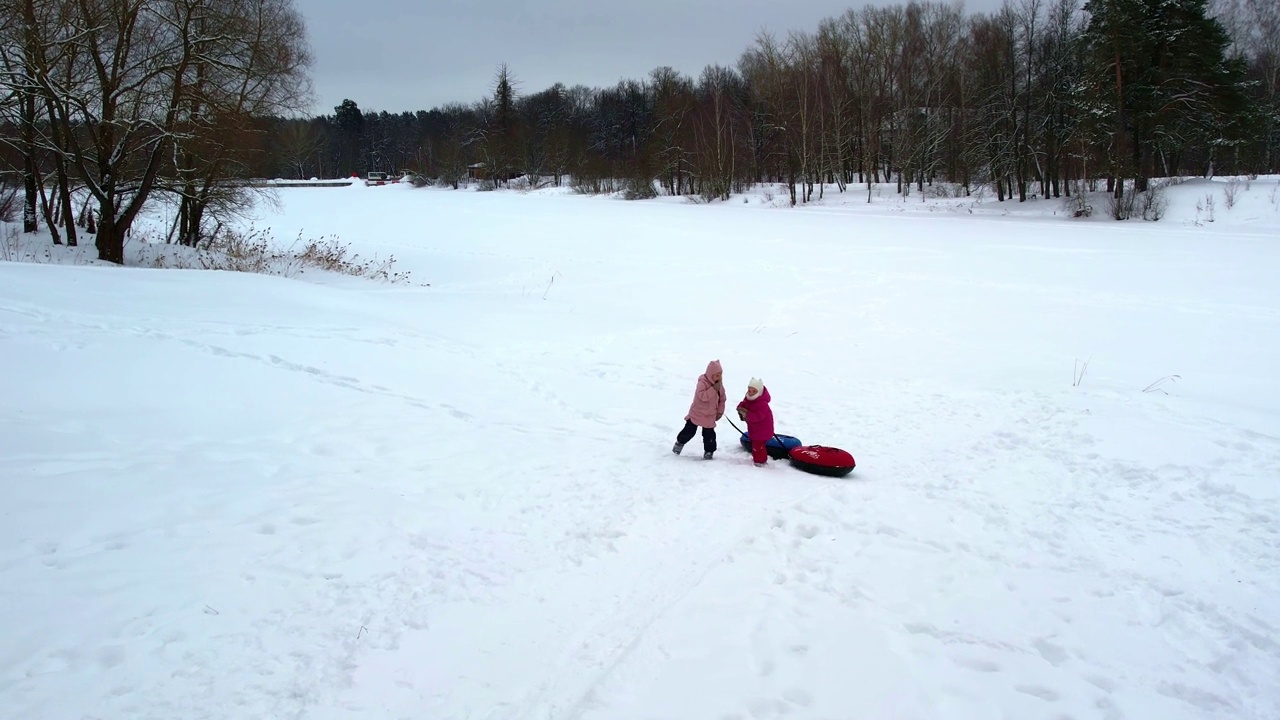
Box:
[1064,180,1092,218]
[1224,178,1242,209]
[1195,193,1217,223]
[134,227,415,284]
[1107,181,1137,220]
[1,225,21,261]
[1139,180,1169,221]
[221,229,410,283]
[623,177,658,200]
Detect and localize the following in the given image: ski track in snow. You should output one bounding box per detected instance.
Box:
[4,183,1280,720]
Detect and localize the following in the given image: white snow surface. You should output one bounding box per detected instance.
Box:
[3,178,1280,720]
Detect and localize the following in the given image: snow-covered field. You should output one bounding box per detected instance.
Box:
[2,178,1279,720]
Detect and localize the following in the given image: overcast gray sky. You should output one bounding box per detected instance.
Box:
[295,0,1002,117]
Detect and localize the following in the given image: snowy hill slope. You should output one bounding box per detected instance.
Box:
[2,180,1279,720]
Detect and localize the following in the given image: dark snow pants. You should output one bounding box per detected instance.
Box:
[677,419,717,453]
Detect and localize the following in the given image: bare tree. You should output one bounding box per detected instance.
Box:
[4,0,311,262]
[21,0,192,263]
[432,103,476,189]
[815,18,853,194]
[1015,0,1043,201]
[165,0,314,247]
[920,2,964,195]
[648,66,694,195]
[277,119,325,179]
[784,30,820,203]
[0,0,39,233]
[1037,0,1083,198]
[849,6,905,198]
[691,64,743,201]
[741,32,799,204]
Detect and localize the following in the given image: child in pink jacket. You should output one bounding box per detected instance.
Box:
[674,359,726,459]
[736,377,774,466]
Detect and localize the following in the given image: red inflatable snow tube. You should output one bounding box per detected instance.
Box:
[787,445,856,477]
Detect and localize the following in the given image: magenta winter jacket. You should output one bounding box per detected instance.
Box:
[685,360,726,428]
[737,387,774,439]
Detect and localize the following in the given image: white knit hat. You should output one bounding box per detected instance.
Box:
[747,377,764,398]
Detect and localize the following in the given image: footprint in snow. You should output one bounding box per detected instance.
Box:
[1157,682,1235,711]
[1086,675,1116,692]
[441,404,473,421]
[954,656,1000,672]
[97,646,126,670]
[1015,684,1062,702]
[782,689,813,707]
[746,698,789,718]
[1032,638,1070,667]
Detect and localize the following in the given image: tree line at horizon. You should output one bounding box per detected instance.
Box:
[281,0,1278,207]
[1,0,1277,263]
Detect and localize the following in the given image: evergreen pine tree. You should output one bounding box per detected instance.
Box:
[1082,0,1252,192]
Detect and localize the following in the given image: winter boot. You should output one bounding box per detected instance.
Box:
[672,441,684,455]
[704,451,714,460]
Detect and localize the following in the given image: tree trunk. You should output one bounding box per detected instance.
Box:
[21,89,38,233]
[1133,131,1148,192]
[179,195,206,248]
[56,166,76,246]
[95,204,124,265]
[1016,158,1027,202]
[43,96,77,246]
[34,163,60,244]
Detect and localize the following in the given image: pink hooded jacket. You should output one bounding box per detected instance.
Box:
[685,360,726,428]
[737,386,774,439]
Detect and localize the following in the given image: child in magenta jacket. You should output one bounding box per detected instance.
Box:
[736,377,774,466]
[674,359,726,459]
